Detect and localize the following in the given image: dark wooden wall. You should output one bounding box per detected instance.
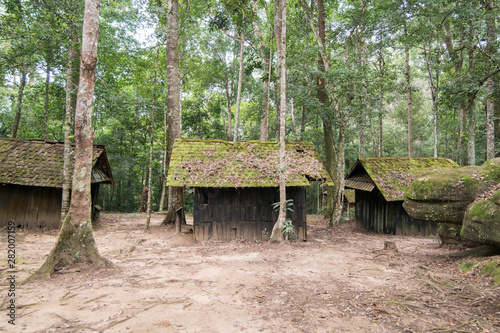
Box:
[355,188,438,235]
[0,183,102,229]
[0,184,62,229]
[193,187,307,241]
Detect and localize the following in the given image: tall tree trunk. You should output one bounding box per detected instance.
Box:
[61,27,77,224]
[378,112,383,157]
[270,0,286,242]
[233,33,244,142]
[485,0,495,160]
[224,72,232,140]
[315,0,335,221]
[467,42,476,165]
[405,44,413,158]
[163,0,184,226]
[10,71,27,139]
[43,54,51,140]
[300,104,306,141]
[28,0,111,281]
[422,23,439,157]
[359,39,367,158]
[159,98,168,211]
[146,48,159,229]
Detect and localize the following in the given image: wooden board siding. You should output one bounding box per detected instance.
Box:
[0,184,62,229]
[0,183,102,229]
[354,188,438,235]
[193,187,307,241]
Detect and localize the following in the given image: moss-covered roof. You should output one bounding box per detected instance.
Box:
[344,189,355,203]
[0,138,114,188]
[166,139,332,188]
[345,157,459,201]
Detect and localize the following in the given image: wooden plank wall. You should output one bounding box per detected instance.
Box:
[354,188,438,235]
[193,187,307,241]
[0,184,62,229]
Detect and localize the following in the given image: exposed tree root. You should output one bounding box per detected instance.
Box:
[23,214,116,284]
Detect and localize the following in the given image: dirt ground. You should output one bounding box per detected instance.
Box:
[1,213,499,333]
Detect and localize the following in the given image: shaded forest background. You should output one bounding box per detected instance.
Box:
[0,0,498,214]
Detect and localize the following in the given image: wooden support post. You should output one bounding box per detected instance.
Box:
[175,206,183,234]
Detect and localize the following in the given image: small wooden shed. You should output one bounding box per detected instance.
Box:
[0,138,114,229]
[166,139,332,241]
[345,157,458,235]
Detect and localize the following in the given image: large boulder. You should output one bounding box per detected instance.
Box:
[461,186,500,247]
[403,158,500,225]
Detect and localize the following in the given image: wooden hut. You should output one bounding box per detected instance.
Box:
[166,139,332,241]
[345,157,458,235]
[0,138,114,229]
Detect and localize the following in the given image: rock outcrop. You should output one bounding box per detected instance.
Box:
[403,158,500,245]
[461,186,500,247]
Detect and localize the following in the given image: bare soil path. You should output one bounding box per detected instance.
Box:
[1,213,499,332]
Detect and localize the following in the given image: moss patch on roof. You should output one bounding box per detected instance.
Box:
[0,138,114,188]
[166,139,332,188]
[349,157,459,201]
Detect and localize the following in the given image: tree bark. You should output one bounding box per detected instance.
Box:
[251,0,272,141]
[10,71,27,139]
[61,27,77,224]
[28,0,111,281]
[224,71,233,140]
[300,104,306,141]
[467,40,476,165]
[163,0,184,226]
[146,48,159,229]
[43,53,51,141]
[485,0,495,160]
[233,33,244,142]
[159,98,168,211]
[405,44,413,158]
[270,0,286,242]
[422,21,439,157]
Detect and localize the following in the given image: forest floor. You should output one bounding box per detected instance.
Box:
[1,213,499,333]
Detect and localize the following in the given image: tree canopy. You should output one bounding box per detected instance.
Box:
[1,0,498,216]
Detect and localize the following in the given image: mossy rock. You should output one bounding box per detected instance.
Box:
[480,259,500,287]
[405,165,488,202]
[404,158,500,224]
[461,189,500,247]
[403,200,468,224]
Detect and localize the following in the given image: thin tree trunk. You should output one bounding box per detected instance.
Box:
[359,39,368,158]
[146,48,159,229]
[43,55,51,140]
[224,72,232,140]
[378,112,383,157]
[61,27,77,224]
[252,9,272,142]
[159,99,168,211]
[467,41,476,166]
[10,71,27,139]
[405,45,413,158]
[163,0,184,227]
[270,0,286,242]
[29,0,111,281]
[300,104,306,141]
[233,33,245,143]
[290,98,296,134]
[485,0,495,160]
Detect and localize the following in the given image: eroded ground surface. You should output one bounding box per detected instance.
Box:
[1,213,499,333]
